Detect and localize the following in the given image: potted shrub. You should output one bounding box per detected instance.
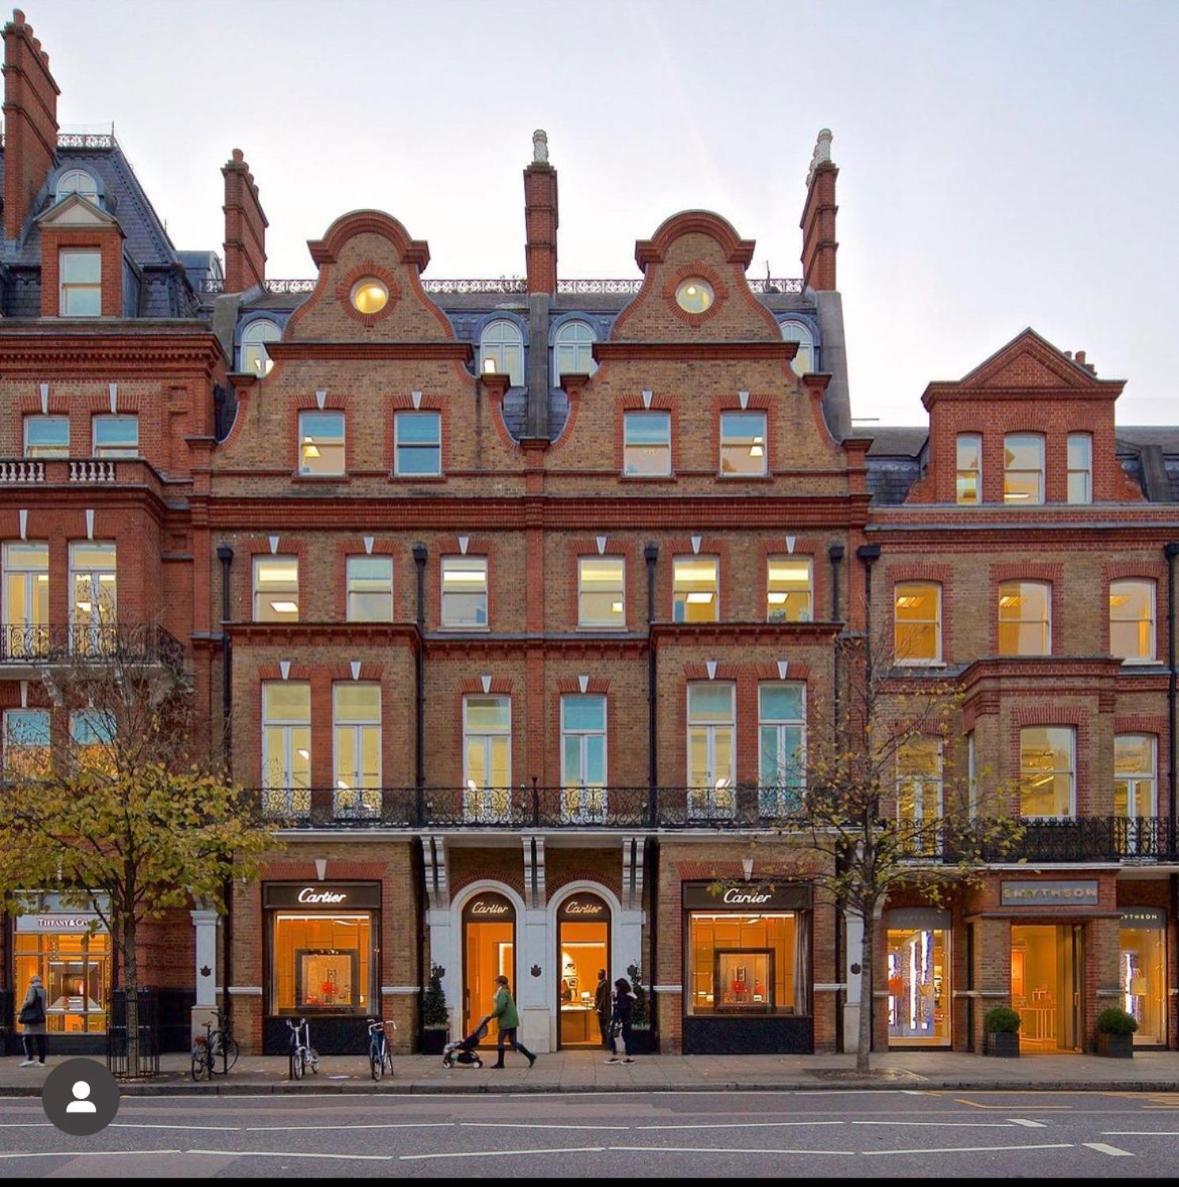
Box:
[419,963,449,1055]
[983,1005,1021,1057]
[1096,1007,1137,1058]
[625,963,656,1054]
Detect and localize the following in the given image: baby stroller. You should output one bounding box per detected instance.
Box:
[442,1016,488,1068]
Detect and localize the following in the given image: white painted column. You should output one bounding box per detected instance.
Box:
[190,907,220,1039]
[843,908,863,1052]
[427,907,460,1040]
[520,907,550,1052]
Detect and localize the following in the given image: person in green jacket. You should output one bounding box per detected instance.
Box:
[490,974,536,1069]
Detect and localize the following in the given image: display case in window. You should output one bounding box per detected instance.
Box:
[714,950,774,1012]
[296,950,359,1012]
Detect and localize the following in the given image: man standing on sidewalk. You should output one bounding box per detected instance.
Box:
[594,969,611,1048]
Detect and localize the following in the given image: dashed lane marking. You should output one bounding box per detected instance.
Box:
[187,1148,393,1162]
[607,1145,856,1156]
[633,1121,843,1131]
[401,1146,606,1161]
[246,1122,454,1132]
[460,1123,628,1131]
[1008,1119,1048,1128]
[0,1150,184,1160]
[852,1121,1022,1129]
[1083,1142,1133,1157]
[863,1143,1074,1157]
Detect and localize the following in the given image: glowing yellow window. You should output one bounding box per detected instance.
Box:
[351,279,388,315]
[675,278,713,313]
[673,556,718,623]
[894,583,941,663]
[767,557,812,623]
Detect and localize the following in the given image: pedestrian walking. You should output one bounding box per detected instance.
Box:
[489,974,536,1069]
[18,973,48,1067]
[605,976,636,1064]
[593,968,611,1047]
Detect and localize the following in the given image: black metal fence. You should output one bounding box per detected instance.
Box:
[0,623,186,671]
[106,989,160,1078]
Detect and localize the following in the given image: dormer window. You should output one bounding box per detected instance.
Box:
[479,319,524,386]
[56,169,100,207]
[554,319,596,382]
[780,321,815,375]
[240,319,281,376]
[59,249,102,317]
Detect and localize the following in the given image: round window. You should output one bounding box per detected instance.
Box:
[675,278,714,314]
[351,279,389,315]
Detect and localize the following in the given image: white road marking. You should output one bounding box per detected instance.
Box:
[1008,1119,1048,1128]
[864,1143,1073,1157]
[0,1123,53,1128]
[0,1150,183,1160]
[853,1121,1019,1128]
[246,1122,455,1132]
[1102,1131,1179,1136]
[608,1145,856,1156]
[635,1121,844,1131]
[111,1123,242,1132]
[401,1146,606,1161]
[460,1122,628,1131]
[187,1148,393,1162]
[1083,1142,1133,1157]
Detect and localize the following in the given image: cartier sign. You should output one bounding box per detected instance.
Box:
[682,881,812,911]
[263,882,381,910]
[1000,880,1099,908]
[464,893,515,922]
[559,894,608,921]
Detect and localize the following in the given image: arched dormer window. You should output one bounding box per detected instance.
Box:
[240,318,281,376]
[554,319,596,383]
[479,319,524,386]
[56,169,101,207]
[780,320,815,376]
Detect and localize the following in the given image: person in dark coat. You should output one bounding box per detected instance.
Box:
[18,974,48,1067]
[593,969,611,1047]
[605,976,636,1064]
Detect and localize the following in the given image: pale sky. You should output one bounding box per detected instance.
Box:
[29,0,1179,425]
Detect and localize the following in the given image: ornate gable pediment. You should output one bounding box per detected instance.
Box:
[36,192,120,230]
[959,328,1097,390]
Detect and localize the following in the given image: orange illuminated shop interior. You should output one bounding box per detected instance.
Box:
[688,913,799,1014]
[271,912,373,1014]
[885,927,949,1046]
[14,931,110,1033]
[464,918,514,1036]
[559,921,608,1045]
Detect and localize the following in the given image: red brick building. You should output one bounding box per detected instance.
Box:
[2,13,1177,1058]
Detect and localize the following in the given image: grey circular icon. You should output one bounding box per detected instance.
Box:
[42,1058,120,1136]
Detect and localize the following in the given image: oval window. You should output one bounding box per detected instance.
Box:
[675,278,714,314]
[351,279,389,315]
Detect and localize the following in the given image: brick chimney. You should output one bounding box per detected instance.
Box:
[221,147,267,292]
[523,129,558,295]
[800,128,838,292]
[3,9,60,242]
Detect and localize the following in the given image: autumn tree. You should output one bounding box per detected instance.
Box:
[0,623,271,1076]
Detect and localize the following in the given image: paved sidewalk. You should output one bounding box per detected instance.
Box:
[4,1048,1179,1095]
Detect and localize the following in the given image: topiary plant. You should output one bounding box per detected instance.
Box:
[983,1005,1021,1033]
[421,962,449,1029]
[1096,1007,1139,1036]
[626,962,651,1028]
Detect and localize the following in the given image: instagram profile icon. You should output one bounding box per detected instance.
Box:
[42,1059,121,1136]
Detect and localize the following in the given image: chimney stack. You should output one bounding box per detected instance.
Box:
[523,129,558,295]
[800,128,838,292]
[3,9,60,242]
[221,147,268,293]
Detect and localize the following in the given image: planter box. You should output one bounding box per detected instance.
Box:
[984,1030,1020,1057]
[419,1028,449,1055]
[626,1027,657,1055]
[1097,1031,1133,1058]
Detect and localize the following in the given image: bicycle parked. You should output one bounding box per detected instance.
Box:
[367,1017,396,1081]
[287,1016,319,1080]
[190,1009,239,1081]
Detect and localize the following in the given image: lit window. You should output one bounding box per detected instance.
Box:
[780,321,815,375]
[554,320,596,382]
[298,411,345,476]
[623,411,671,477]
[758,683,805,816]
[956,433,981,504]
[897,738,943,826]
[675,278,714,314]
[578,556,625,628]
[479,320,524,386]
[441,556,488,628]
[350,278,388,315]
[69,542,116,655]
[720,411,767,476]
[394,411,441,476]
[687,911,803,1016]
[70,709,115,770]
[687,682,735,818]
[673,556,718,623]
[463,695,511,818]
[1067,433,1092,504]
[262,682,311,817]
[55,168,100,205]
[346,556,393,622]
[253,556,299,622]
[561,694,607,822]
[3,709,51,777]
[894,582,942,663]
[1020,726,1075,818]
[1115,734,1156,818]
[1003,434,1044,504]
[240,319,281,376]
[92,415,138,458]
[2,542,49,657]
[998,580,1050,656]
[767,557,812,623]
[333,683,381,817]
[59,249,102,317]
[24,416,69,459]
[1109,579,1155,663]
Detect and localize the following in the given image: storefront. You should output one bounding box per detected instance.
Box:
[886,908,951,1048]
[11,894,110,1053]
[556,892,610,1047]
[682,881,812,1054]
[263,881,380,1054]
[462,891,516,1037]
[1119,907,1167,1047]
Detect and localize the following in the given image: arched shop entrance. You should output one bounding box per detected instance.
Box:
[462,890,516,1039]
[556,892,610,1047]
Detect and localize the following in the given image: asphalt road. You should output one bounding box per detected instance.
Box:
[1,1089,1178,1177]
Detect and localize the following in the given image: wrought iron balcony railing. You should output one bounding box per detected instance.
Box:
[0,623,187,671]
[199,276,805,297]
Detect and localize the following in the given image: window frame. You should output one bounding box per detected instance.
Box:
[577,556,626,629]
[261,681,311,817]
[559,693,608,790]
[686,682,737,813]
[56,168,100,205]
[894,581,943,665]
[1067,432,1093,504]
[955,433,982,505]
[553,319,596,383]
[239,318,281,376]
[622,410,672,477]
[297,410,346,477]
[2,708,51,777]
[332,683,381,817]
[345,555,393,623]
[1019,725,1076,819]
[1003,433,1045,505]
[766,556,813,623]
[462,694,512,790]
[779,320,815,375]
[59,248,102,317]
[393,410,442,477]
[719,410,768,477]
[896,737,944,825]
[1109,578,1156,664]
[997,579,1052,657]
[3,541,50,633]
[758,682,806,815]
[91,414,139,459]
[440,555,489,629]
[673,555,719,623]
[479,319,524,386]
[68,541,116,654]
[252,555,300,623]
[23,416,69,459]
[1114,733,1156,818]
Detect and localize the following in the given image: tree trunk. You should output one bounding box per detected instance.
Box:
[857,910,874,1074]
[122,913,140,1079]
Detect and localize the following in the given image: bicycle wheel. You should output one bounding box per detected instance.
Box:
[291,1049,304,1080]
[222,1036,240,1072]
[370,1042,383,1082]
[384,1045,395,1077]
[191,1048,208,1082]
[307,1047,319,1075]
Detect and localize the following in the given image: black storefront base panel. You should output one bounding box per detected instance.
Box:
[683,1015,813,1054]
[263,1014,371,1055]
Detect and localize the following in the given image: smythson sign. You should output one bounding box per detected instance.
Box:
[999,880,1099,908]
[682,882,811,911]
[263,883,382,910]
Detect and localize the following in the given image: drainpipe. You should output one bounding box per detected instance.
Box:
[828,541,846,1051]
[1165,542,1179,853]
[828,542,845,623]
[413,543,428,827]
[215,543,234,1030]
[855,544,881,640]
[645,543,659,825]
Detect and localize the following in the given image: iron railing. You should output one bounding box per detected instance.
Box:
[199,276,805,297]
[0,623,187,671]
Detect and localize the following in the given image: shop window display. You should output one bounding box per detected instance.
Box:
[687,912,808,1015]
[270,912,373,1015]
[886,927,949,1045]
[1120,914,1166,1046]
[14,930,110,1034]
